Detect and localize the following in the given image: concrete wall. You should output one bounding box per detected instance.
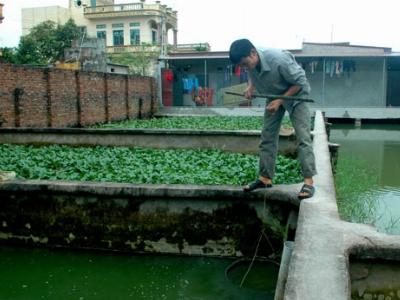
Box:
[0,63,156,128]
[0,181,299,257]
[287,57,385,107]
[87,16,156,47]
[21,6,70,35]
[0,127,298,155]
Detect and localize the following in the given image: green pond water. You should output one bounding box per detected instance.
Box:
[0,246,278,300]
[331,123,400,235]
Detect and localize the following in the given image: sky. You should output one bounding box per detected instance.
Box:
[1,0,400,51]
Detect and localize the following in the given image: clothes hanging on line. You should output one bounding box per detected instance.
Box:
[182,75,199,93]
[301,61,319,74]
[325,59,356,78]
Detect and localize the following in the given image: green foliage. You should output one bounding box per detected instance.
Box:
[0,47,17,63]
[54,19,82,59]
[14,19,81,65]
[194,45,208,52]
[335,156,379,223]
[110,46,158,76]
[0,144,301,185]
[93,116,292,131]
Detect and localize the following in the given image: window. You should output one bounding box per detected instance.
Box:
[113,30,124,46]
[130,29,140,45]
[152,29,157,44]
[97,31,106,40]
[96,24,106,29]
[112,23,124,28]
[90,0,96,7]
[129,22,140,27]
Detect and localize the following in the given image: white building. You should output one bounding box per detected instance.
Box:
[21,0,179,55]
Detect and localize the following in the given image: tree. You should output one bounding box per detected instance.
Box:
[111,45,159,76]
[55,19,82,59]
[14,19,81,65]
[0,47,17,63]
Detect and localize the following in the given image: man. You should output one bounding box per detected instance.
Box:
[229,39,316,199]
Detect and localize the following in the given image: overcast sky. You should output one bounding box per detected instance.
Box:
[1,0,400,51]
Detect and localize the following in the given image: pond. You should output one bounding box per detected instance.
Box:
[331,123,400,235]
[0,246,278,300]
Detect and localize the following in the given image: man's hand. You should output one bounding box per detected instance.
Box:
[266,99,284,113]
[244,85,254,100]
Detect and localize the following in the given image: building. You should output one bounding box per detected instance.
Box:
[161,42,400,108]
[22,6,70,35]
[21,0,178,55]
[0,3,4,24]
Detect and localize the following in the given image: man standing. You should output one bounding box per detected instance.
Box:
[229,39,316,199]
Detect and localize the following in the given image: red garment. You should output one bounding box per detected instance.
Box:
[235,65,241,77]
[164,69,173,81]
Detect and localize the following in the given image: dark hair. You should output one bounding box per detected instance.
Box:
[229,39,255,64]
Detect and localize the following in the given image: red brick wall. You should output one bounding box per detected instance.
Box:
[0,64,17,127]
[78,72,107,126]
[127,77,140,119]
[48,69,79,127]
[107,74,128,122]
[0,63,156,128]
[0,65,48,127]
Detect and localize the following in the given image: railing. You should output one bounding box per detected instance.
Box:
[174,43,211,52]
[84,3,143,14]
[84,3,177,18]
[106,44,161,54]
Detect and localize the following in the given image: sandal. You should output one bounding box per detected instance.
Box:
[298,184,315,200]
[243,179,272,192]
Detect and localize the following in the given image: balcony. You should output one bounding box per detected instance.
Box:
[84,2,177,25]
[106,43,212,55]
[173,43,211,52]
[106,44,161,54]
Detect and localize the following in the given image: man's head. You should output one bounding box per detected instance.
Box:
[229,39,259,70]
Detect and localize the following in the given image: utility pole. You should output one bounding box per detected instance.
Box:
[160,15,167,59]
[157,15,167,107]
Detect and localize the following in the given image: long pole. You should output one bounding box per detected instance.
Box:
[225,91,314,102]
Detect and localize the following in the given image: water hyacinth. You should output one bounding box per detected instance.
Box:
[92,116,293,131]
[0,144,302,185]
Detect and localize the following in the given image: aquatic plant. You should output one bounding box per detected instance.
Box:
[92,116,292,131]
[335,156,379,224]
[0,144,302,185]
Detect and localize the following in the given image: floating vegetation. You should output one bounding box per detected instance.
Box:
[0,144,302,185]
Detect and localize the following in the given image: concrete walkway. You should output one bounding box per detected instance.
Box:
[156,106,400,120]
[283,111,400,300]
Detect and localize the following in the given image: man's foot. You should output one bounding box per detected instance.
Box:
[243,179,272,192]
[298,184,315,199]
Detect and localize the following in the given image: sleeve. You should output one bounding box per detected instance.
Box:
[278,51,311,94]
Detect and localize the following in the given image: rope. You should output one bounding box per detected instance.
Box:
[238,190,275,287]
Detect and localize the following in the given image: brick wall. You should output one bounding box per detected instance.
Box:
[0,63,156,128]
[48,68,78,127]
[107,73,128,123]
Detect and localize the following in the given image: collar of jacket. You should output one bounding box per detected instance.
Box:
[256,48,271,74]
